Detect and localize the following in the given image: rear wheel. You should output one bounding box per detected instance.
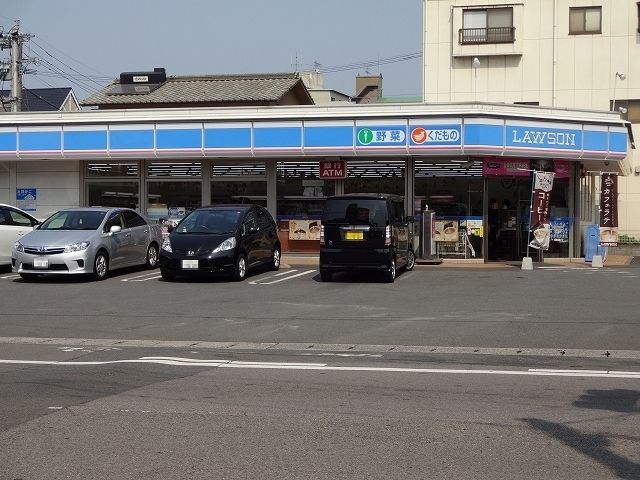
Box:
[320,269,332,282]
[405,248,416,271]
[92,251,109,281]
[233,254,247,281]
[146,244,159,269]
[383,258,396,283]
[19,273,39,281]
[268,247,281,271]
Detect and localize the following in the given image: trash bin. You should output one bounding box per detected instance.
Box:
[584,224,606,262]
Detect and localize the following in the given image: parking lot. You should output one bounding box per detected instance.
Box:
[1,260,639,354]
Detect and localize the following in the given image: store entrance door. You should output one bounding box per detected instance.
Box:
[487,177,532,261]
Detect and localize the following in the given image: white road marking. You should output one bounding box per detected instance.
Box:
[251,269,315,285]
[128,275,162,282]
[249,269,298,284]
[1,357,639,379]
[121,272,162,282]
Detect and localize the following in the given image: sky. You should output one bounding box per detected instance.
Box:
[1,0,423,102]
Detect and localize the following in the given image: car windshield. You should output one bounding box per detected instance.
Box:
[322,199,387,226]
[174,210,241,234]
[39,211,107,231]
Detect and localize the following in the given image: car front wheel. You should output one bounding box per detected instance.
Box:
[92,251,109,281]
[160,269,175,281]
[233,254,247,281]
[20,273,39,281]
[146,244,159,269]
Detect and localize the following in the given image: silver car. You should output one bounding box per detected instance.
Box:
[12,207,162,281]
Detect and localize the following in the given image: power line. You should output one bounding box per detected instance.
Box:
[318,51,422,74]
[30,41,107,89]
[31,34,108,77]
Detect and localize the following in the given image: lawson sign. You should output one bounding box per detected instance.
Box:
[506,126,582,152]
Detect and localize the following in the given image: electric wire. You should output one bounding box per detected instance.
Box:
[31,40,107,88]
[314,51,422,74]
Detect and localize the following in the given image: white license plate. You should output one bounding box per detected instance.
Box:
[33,258,49,269]
[181,259,199,270]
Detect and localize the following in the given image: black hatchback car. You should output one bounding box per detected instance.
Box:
[319,193,415,282]
[159,205,281,281]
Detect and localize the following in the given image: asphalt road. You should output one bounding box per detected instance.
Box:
[1,262,639,479]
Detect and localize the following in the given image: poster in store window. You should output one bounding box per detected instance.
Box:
[599,173,619,246]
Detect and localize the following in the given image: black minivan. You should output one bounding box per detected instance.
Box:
[319,193,415,282]
[159,205,280,281]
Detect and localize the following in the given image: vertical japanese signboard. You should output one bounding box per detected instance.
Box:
[599,173,619,246]
[528,171,555,250]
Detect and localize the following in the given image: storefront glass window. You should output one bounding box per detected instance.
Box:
[212,161,267,206]
[147,182,202,223]
[147,162,202,178]
[484,159,573,261]
[276,161,335,252]
[345,159,405,195]
[415,160,484,260]
[86,162,139,178]
[87,183,139,209]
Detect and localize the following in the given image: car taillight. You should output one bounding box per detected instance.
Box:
[385,225,392,246]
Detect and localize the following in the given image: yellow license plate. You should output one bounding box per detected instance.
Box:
[345,231,364,241]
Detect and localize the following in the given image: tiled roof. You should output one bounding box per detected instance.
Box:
[0,87,73,111]
[81,73,313,106]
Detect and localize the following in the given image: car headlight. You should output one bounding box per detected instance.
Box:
[212,237,236,253]
[161,237,172,252]
[64,242,90,253]
[14,241,24,253]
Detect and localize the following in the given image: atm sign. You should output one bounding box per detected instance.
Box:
[319,160,347,179]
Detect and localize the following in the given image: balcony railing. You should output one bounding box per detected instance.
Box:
[459,27,516,45]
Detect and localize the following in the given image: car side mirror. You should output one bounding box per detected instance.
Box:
[166,225,174,233]
[109,225,122,235]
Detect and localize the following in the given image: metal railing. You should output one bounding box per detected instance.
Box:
[459,27,516,45]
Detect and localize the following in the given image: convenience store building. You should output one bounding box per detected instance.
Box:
[0,102,630,261]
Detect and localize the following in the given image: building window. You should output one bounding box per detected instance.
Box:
[569,6,602,35]
[637,3,640,33]
[460,7,515,45]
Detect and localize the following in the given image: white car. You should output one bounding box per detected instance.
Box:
[0,203,40,267]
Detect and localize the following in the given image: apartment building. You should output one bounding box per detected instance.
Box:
[423,0,640,235]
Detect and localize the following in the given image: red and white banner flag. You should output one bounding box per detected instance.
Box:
[529,171,555,250]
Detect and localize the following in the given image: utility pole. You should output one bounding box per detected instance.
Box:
[0,21,32,112]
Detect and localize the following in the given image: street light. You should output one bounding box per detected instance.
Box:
[612,71,626,113]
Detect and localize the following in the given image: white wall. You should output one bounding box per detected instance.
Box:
[0,162,10,204]
[15,160,80,219]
